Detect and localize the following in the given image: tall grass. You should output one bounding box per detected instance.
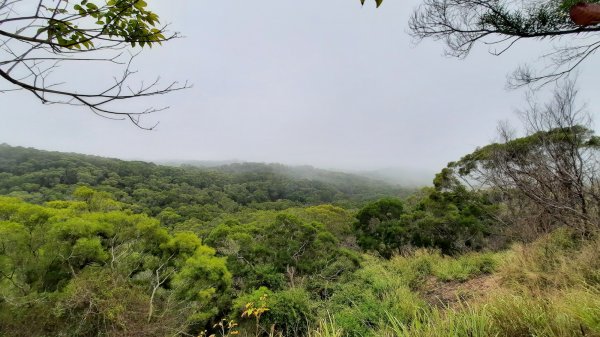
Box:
[562,287,600,334]
[378,287,600,337]
[500,228,600,290]
[316,250,502,336]
[307,315,343,337]
[383,305,495,337]
[307,229,600,337]
[374,229,600,337]
[386,249,501,288]
[232,229,600,337]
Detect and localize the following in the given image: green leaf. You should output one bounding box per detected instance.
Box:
[134,0,147,10]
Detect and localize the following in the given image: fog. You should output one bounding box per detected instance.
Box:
[2,0,600,177]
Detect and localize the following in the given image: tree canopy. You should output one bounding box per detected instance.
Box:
[0,193,231,335]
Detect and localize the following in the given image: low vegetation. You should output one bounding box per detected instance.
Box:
[1,83,599,337]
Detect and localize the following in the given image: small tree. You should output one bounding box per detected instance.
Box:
[446,79,600,235]
[0,0,188,129]
[354,198,406,258]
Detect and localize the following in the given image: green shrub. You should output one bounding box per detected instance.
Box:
[233,287,315,337]
[387,250,500,286]
[323,256,426,336]
[267,288,315,337]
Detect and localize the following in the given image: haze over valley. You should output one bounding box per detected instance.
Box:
[2,0,600,336]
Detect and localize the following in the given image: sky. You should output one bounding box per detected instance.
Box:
[2,0,600,174]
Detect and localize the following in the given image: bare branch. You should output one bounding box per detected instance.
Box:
[0,0,189,128]
[450,78,600,234]
[410,0,600,88]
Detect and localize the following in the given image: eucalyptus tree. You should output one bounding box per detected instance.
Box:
[443,80,600,234]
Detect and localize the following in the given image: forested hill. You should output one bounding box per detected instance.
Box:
[0,144,412,219]
[167,160,399,190]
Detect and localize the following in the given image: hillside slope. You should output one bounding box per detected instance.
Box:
[0,144,411,219]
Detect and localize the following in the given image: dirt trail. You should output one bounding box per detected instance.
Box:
[421,274,500,308]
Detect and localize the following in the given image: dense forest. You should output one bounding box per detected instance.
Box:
[3,0,600,335]
[0,144,411,217]
[0,143,496,336]
[3,90,600,337]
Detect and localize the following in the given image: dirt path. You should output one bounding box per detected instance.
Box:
[421,274,500,308]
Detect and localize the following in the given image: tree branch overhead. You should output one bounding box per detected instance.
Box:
[409,0,600,87]
[0,0,190,129]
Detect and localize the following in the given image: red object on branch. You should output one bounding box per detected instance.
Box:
[570,2,600,26]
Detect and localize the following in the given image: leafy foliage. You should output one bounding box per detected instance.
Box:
[0,0,187,127]
[206,213,360,292]
[0,144,409,221]
[1,142,597,337]
[0,194,230,336]
[354,187,496,257]
[39,0,166,50]
[354,198,407,258]
[444,123,600,235]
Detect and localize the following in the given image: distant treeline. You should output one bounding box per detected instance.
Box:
[0,144,411,220]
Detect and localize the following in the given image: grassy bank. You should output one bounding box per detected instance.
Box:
[302,230,600,337]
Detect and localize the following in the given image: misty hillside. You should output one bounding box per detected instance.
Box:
[161,160,435,189]
[4,0,600,336]
[355,167,435,187]
[0,144,412,217]
[164,160,409,188]
[3,121,600,337]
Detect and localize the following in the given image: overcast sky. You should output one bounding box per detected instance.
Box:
[2,0,600,173]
